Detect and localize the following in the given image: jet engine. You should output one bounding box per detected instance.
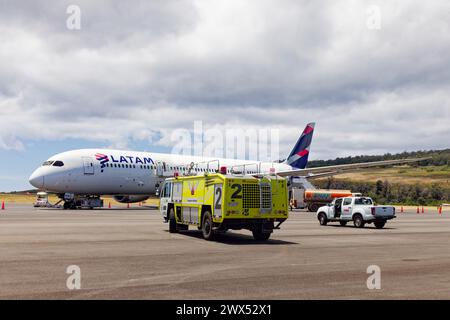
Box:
[113,195,150,203]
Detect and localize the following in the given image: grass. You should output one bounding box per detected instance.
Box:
[322,165,450,185]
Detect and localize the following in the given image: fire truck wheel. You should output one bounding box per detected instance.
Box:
[202,211,215,240]
[309,204,319,212]
[168,208,177,233]
[252,228,271,241]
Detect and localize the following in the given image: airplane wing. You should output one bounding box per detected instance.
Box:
[276,157,430,177]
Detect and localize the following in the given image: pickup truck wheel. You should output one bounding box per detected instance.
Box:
[353,214,365,228]
[202,211,215,241]
[318,213,328,226]
[168,208,177,233]
[374,221,386,229]
[339,221,347,226]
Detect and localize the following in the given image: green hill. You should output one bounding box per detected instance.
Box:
[310,149,450,205]
[309,149,450,168]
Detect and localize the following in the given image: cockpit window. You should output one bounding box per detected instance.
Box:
[53,161,64,167]
[42,161,54,166]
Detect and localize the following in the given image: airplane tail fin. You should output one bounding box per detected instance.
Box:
[285,122,315,169]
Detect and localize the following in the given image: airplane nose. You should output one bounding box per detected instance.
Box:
[29,170,44,189]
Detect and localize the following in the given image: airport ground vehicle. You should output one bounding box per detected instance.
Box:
[290,188,360,212]
[34,192,50,207]
[317,196,395,229]
[159,169,289,241]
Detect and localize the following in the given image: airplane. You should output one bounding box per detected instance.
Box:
[28,123,427,209]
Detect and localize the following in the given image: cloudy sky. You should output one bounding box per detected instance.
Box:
[0,0,449,191]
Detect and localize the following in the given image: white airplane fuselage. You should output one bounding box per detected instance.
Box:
[29,149,294,195]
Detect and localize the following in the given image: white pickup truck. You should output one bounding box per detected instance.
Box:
[317,196,395,229]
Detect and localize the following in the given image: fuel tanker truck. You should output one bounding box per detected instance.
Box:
[290,188,361,212]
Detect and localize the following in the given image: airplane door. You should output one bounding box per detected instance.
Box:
[82,157,95,175]
[156,161,166,177]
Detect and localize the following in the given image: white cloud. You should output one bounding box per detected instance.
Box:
[0,0,449,159]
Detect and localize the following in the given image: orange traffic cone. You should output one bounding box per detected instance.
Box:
[139,202,142,207]
[108,202,111,209]
[127,203,130,209]
[439,206,442,215]
[400,206,404,213]
[422,206,425,214]
[1,201,4,210]
[417,207,420,214]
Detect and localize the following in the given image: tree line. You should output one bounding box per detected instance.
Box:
[315,178,449,206]
[308,149,450,168]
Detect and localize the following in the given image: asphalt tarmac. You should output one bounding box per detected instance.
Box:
[1,204,449,299]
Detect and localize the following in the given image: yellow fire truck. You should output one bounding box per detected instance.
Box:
[159,168,289,241]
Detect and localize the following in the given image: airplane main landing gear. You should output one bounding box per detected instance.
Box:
[63,201,76,210]
[59,193,103,210]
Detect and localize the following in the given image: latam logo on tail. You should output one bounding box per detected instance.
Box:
[95,153,154,168]
[286,122,315,169]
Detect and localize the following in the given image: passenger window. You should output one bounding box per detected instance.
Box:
[343,198,352,206]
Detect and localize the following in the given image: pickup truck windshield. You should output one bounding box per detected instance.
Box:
[354,198,373,205]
